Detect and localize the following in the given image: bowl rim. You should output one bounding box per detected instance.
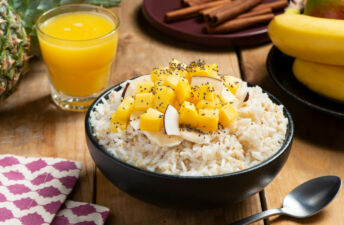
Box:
[85,76,294,180]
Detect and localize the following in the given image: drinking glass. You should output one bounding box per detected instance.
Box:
[36,4,120,111]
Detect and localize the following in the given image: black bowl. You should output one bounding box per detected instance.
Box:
[85,78,294,208]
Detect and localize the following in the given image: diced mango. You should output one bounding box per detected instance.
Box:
[169,59,187,71]
[110,113,127,133]
[196,100,217,109]
[134,93,154,111]
[153,86,175,112]
[190,84,215,104]
[176,78,191,103]
[151,67,169,83]
[222,75,241,94]
[115,96,135,121]
[168,59,191,83]
[219,104,238,127]
[165,75,181,89]
[179,101,198,128]
[198,108,219,132]
[137,81,154,94]
[173,100,182,112]
[139,108,164,131]
[187,61,220,79]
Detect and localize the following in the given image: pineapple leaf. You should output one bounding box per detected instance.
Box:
[8,0,121,57]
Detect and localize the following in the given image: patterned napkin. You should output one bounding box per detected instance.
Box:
[51,201,109,225]
[0,155,109,225]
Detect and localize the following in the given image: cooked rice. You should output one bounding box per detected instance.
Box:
[89,81,288,176]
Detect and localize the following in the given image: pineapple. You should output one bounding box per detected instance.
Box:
[0,0,29,101]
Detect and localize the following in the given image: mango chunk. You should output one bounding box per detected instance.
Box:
[179,101,198,128]
[110,113,127,133]
[222,75,241,94]
[219,104,238,127]
[169,59,187,71]
[198,108,219,132]
[196,93,222,109]
[176,78,191,103]
[169,60,191,84]
[151,67,169,83]
[139,108,164,131]
[137,81,154,94]
[173,100,182,112]
[153,86,175,113]
[191,84,215,104]
[166,75,181,89]
[187,60,219,79]
[196,100,217,109]
[134,93,154,111]
[115,96,135,121]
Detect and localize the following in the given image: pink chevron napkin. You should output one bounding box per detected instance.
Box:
[0,154,82,225]
[51,200,109,225]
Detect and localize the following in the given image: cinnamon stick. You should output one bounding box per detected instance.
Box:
[205,13,274,34]
[252,0,288,12]
[165,0,230,23]
[237,7,272,19]
[183,0,217,7]
[208,0,262,26]
[200,2,230,16]
[199,4,229,22]
[204,0,242,23]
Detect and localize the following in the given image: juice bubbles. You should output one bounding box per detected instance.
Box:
[36,5,119,111]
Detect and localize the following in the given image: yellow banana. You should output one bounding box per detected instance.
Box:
[293,58,344,102]
[268,13,344,66]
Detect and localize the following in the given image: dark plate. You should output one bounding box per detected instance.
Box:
[142,0,281,48]
[85,76,294,208]
[267,46,344,118]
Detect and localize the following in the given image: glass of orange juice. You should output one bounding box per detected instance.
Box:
[36,4,119,111]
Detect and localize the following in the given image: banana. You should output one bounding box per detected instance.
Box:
[293,58,344,102]
[268,13,344,66]
[143,131,183,147]
[180,128,210,144]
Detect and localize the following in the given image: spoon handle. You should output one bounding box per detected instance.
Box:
[229,208,285,225]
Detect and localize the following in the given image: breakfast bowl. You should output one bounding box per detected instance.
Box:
[85,61,294,208]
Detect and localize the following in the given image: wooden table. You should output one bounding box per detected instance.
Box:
[1,1,343,224]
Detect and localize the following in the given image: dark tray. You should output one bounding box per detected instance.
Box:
[142,0,280,48]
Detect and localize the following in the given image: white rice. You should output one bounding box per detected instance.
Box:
[89,82,288,176]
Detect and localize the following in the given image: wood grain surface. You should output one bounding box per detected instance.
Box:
[0,0,343,224]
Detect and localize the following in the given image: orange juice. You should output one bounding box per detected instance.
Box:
[38,12,119,97]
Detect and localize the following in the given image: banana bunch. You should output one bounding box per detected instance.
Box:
[268,10,344,102]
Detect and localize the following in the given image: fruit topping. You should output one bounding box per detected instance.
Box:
[110,60,242,137]
[139,108,164,132]
[179,101,198,128]
[134,93,154,111]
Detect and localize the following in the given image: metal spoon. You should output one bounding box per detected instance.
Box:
[230,176,342,225]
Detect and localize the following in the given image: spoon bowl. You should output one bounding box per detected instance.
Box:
[283,176,342,218]
[230,176,342,225]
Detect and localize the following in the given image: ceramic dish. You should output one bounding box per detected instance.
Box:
[267,46,344,118]
[85,76,294,208]
[142,0,281,48]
